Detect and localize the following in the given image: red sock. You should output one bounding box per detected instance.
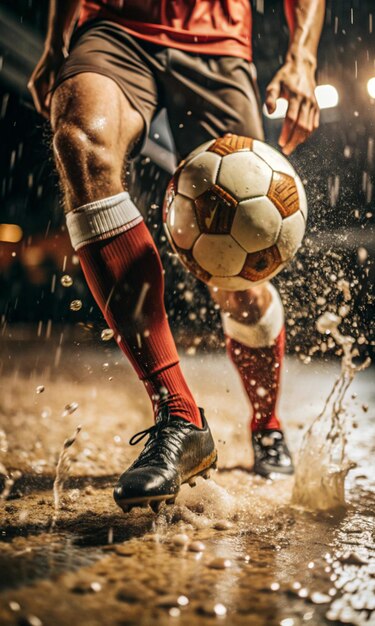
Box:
[226,327,285,432]
[77,220,202,427]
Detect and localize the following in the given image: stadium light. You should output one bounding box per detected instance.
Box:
[0,224,23,243]
[367,77,375,99]
[315,84,339,109]
[263,84,339,119]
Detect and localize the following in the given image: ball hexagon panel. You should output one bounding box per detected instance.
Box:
[166,194,200,250]
[267,171,299,218]
[276,210,305,262]
[177,151,221,200]
[239,245,282,282]
[217,151,272,201]
[295,175,308,221]
[231,196,282,253]
[252,140,296,178]
[193,234,246,277]
[195,184,237,235]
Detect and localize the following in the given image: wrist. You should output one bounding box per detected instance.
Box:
[285,45,317,71]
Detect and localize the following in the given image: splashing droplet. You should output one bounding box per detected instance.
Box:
[61,275,73,287]
[70,300,82,311]
[101,328,114,341]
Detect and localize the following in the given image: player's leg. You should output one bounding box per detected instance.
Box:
[163,53,292,475]
[52,73,201,427]
[210,283,293,476]
[50,24,217,511]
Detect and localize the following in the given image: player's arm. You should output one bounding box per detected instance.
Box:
[265,0,325,155]
[28,0,81,118]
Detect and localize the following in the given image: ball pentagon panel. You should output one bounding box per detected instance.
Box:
[239,246,282,282]
[195,185,237,235]
[217,151,272,201]
[231,196,282,253]
[193,234,246,277]
[267,171,299,218]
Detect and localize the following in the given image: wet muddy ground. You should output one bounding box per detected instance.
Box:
[0,338,374,626]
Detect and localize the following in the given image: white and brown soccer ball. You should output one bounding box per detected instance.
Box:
[163,134,307,291]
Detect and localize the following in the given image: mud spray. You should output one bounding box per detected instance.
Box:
[292,282,371,511]
[50,426,81,531]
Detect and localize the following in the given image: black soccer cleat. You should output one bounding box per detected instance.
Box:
[252,429,294,478]
[113,407,217,513]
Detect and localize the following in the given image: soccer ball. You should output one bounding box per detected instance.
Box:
[163,134,307,291]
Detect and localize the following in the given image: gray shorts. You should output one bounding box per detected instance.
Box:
[54,20,264,160]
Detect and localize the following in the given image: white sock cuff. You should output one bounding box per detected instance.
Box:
[221,284,284,348]
[66,192,143,250]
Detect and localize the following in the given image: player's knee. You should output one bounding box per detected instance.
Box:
[213,283,272,324]
[53,121,117,182]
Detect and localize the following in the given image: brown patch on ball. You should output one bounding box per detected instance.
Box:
[195,185,237,234]
[208,135,254,156]
[240,246,282,282]
[268,171,299,218]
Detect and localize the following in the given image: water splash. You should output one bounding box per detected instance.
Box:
[50,426,81,531]
[0,428,21,500]
[292,310,370,511]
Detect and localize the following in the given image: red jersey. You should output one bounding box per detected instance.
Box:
[78,1,253,61]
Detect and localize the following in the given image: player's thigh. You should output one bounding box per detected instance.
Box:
[165,54,264,159]
[51,72,144,167]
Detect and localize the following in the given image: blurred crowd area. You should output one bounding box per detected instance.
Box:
[0,0,374,360]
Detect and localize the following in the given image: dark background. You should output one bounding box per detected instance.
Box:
[0,0,374,360]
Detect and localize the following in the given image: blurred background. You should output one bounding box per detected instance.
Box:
[0,0,374,361]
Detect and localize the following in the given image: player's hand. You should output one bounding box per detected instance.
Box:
[28,48,65,119]
[265,56,319,156]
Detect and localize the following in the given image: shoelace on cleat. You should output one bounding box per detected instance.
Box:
[129,409,192,468]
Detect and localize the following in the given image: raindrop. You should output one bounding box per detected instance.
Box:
[36,385,45,394]
[171,533,189,546]
[214,604,227,617]
[213,519,233,530]
[169,608,181,618]
[188,541,206,552]
[101,328,114,341]
[310,592,331,604]
[207,557,232,570]
[61,275,73,288]
[70,300,82,312]
[62,402,79,416]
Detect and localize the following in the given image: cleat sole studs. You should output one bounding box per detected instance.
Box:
[150,500,163,513]
[188,478,197,487]
[202,470,211,480]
